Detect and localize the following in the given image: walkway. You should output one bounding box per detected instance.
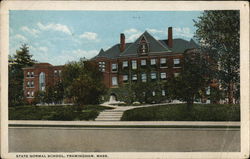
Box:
[96,102,182,121]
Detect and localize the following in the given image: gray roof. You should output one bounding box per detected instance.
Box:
[93,31,198,60]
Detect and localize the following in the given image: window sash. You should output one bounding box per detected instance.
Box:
[160,73,166,79]
[123,61,128,68]
[174,59,180,64]
[150,59,156,65]
[141,73,147,82]
[123,75,128,81]
[132,74,137,80]
[132,60,137,69]
[160,58,166,64]
[112,77,118,86]
[111,63,117,71]
[151,72,157,79]
[141,60,146,66]
[162,90,166,96]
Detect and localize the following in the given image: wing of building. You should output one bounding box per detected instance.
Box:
[92,27,199,88]
[22,63,63,103]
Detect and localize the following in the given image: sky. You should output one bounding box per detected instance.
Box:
[10,11,203,65]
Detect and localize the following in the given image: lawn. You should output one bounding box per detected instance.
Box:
[121,104,240,121]
[9,105,113,121]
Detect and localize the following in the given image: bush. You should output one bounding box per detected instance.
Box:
[9,105,113,121]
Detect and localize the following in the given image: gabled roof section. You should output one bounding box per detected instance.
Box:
[159,38,199,53]
[93,43,132,59]
[119,31,171,57]
[93,31,199,60]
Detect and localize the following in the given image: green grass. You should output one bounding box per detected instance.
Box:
[9,105,113,121]
[121,104,240,121]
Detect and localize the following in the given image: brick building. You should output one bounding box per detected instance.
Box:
[92,27,198,91]
[22,63,63,103]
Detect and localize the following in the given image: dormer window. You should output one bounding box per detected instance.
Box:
[138,36,149,55]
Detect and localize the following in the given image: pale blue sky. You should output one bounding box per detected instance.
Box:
[10,11,203,65]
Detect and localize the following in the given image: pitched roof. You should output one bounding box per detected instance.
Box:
[93,31,199,60]
[160,38,199,53]
[119,31,171,57]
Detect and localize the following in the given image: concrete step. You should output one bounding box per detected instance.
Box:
[95,119,121,121]
[98,115,122,117]
[100,113,123,115]
[104,110,125,112]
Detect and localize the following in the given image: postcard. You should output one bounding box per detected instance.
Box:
[1,1,249,159]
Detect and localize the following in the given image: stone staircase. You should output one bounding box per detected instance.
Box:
[95,107,129,121]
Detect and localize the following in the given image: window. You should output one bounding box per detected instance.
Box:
[27,71,34,78]
[138,36,149,54]
[150,59,156,65]
[31,72,34,77]
[132,60,137,70]
[152,91,155,96]
[173,59,181,67]
[162,90,166,96]
[132,74,137,81]
[160,72,167,79]
[160,58,167,67]
[151,72,157,80]
[111,63,118,72]
[141,73,147,82]
[31,81,34,87]
[112,77,118,86]
[141,59,146,66]
[123,61,128,68]
[123,75,128,83]
[27,81,30,87]
[39,72,46,91]
[174,73,180,77]
[31,91,34,97]
[98,61,105,72]
[206,86,210,95]
[27,91,30,97]
[59,70,62,76]
[54,70,58,76]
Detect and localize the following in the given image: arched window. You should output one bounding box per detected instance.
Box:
[39,72,46,91]
[138,36,149,55]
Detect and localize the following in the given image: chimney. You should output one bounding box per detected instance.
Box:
[120,33,125,52]
[168,27,173,48]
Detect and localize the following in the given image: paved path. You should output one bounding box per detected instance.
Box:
[96,102,183,121]
[9,127,240,152]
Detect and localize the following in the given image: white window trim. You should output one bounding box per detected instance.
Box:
[112,76,118,86]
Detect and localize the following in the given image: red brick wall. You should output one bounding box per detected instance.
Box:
[23,63,63,103]
[93,52,183,88]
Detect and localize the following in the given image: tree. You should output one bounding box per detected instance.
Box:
[167,50,210,110]
[9,44,36,106]
[53,81,64,104]
[194,10,240,104]
[62,59,107,109]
